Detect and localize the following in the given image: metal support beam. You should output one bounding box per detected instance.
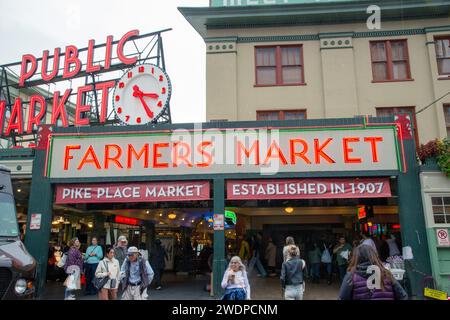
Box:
[213,178,226,297]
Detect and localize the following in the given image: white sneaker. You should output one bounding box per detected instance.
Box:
[156,286,162,290]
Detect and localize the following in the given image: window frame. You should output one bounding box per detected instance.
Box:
[369,39,413,82]
[444,104,450,137]
[426,194,450,228]
[375,106,419,146]
[254,45,306,87]
[434,36,450,76]
[256,109,307,121]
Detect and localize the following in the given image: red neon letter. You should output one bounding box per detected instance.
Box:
[86,40,101,73]
[173,142,193,167]
[27,95,47,134]
[104,35,113,70]
[263,140,288,165]
[196,141,213,167]
[314,138,335,164]
[236,140,260,166]
[64,145,81,170]
[0,101,6,134]
[41,48,60,82]
[19,54,37,87]
[63,45,82,79]
[343,137,362,164]
[117,30,139,65]
[289,139,311,164]
[127,144,149,169]
[5,98,24,136]
[75,85,93,126]
[104,144,123,169]
[95,81,115,123]
[152,143,169,168]
[364,137,383,163]
[77,146,101,170]
[51,89,72,127]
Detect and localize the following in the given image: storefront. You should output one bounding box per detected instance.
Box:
[24,117,432,298]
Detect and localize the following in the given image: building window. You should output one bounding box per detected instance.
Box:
[431,196,450,224]
[370,40,411,81]
[255,45,304,86]
[257,110,306,121]
[435,37,450,75]
[376,107,419,145]
[444,105,450,137]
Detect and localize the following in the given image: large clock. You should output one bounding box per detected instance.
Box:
[113,64,171,125]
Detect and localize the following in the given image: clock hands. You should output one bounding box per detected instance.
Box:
[132,85,158,118]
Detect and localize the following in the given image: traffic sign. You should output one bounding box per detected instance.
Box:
[436,229,450,246]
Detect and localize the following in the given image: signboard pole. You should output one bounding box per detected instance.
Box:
[213,178,226,298]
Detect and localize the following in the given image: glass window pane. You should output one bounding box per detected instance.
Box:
[256,48,276,66]
[376,108,394,117]
[281,47,301,66]
[392,62,408,79]
[436,39,450,58]
[371,42,387,61]
[282,66,302,84]
[432,197,443,205]
[433,205,444,214]
[284,111,306,120]
[445,206,450,214]
[258,112,280,121]
[438,58,450,74]
[444,197,450,205]
[434,215,446,224]
[256,67,276,85]
[373,62,388,80]
[391,41,406,61]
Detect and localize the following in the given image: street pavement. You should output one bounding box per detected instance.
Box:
[42,273,340,300]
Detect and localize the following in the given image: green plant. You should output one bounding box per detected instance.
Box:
[417,139,440,162]
[437,138,450,177]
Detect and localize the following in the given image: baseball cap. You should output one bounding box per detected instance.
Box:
[118,236,127,242]
[127,246,139,255]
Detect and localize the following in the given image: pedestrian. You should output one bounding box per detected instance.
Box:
[114,235,128,268]
[248,233,267,277]
[280,245,306,300]
[221,256,250,300]
[238,236,250,266]
[308,242,321,283]
[120,246,154,300]
[63,237,83,300]
[139,242,149,261]
[386,233,401,258]
[321,242,333,285]
[360,233,377,251]
[95,247,120,300]
[338,244,408,300]
[265,237,277,277]
[150,238,168,290]
[84,237,103,295]
[283,236,296,262]
[333,236,353,282]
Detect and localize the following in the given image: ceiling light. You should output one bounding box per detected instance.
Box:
[285,207,294,214]
[159,213,163,217]
[52,220,59,225]
[146,210,150,214]
[181,218,185,221]
[191,220,195,223]
[88,222,93,228]
[17,188,22,193]
[168,213,177,220]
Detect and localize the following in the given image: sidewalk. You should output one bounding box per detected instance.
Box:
[42,273,340,300]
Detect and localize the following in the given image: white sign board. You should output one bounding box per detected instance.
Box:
[47,127,400,179]
[214,214,225,231]
[30,213,42,230]
[436,229,450,246]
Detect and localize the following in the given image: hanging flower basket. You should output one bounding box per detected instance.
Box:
[417,139,450,177]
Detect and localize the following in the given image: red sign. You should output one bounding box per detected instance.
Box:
[227,178,391,200]
[115,216,139,226]
[394,114,413,140]
[55,181,210,204]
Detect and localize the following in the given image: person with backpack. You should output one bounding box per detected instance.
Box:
[120,246,154,300]
[338,244,408,300]
[280,245,306,300]
[95,247,121,300]
[84,237,103,295]
[321,242,333,285]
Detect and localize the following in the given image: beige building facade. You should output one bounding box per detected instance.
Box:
[181,1,450,145]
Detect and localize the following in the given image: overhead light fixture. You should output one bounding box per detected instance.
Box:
[159,213,163,217]
[168,213,177,220]
[88,222,93,228]
[17,188,22,193]
[285,207,294,214]
[181,218,185,221]
[191,220,195,223]
[146,210,150,214]
[52,220,59,225]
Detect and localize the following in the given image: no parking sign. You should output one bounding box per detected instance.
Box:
[436,229,450,246]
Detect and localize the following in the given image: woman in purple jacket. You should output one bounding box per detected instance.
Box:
[338,244,408,300]
[64,238,84,300]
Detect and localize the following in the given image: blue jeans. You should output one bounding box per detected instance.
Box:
[64,288,74,299]
[310,263,320,280]
[85,263,98,294]
[338,264,348,282]
[248,255,267,277]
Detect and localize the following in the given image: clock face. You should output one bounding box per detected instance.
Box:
[113,64,171,125]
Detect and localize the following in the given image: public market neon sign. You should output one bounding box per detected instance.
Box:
[0,30,140,137]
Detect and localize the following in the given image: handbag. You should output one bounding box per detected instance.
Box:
[321,245,332,264]
[64,274,77,290]
[93,260,110,290]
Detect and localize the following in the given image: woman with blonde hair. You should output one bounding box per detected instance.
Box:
[221,256,251,300]
[283,236,296,262]
[280,245,306,300]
